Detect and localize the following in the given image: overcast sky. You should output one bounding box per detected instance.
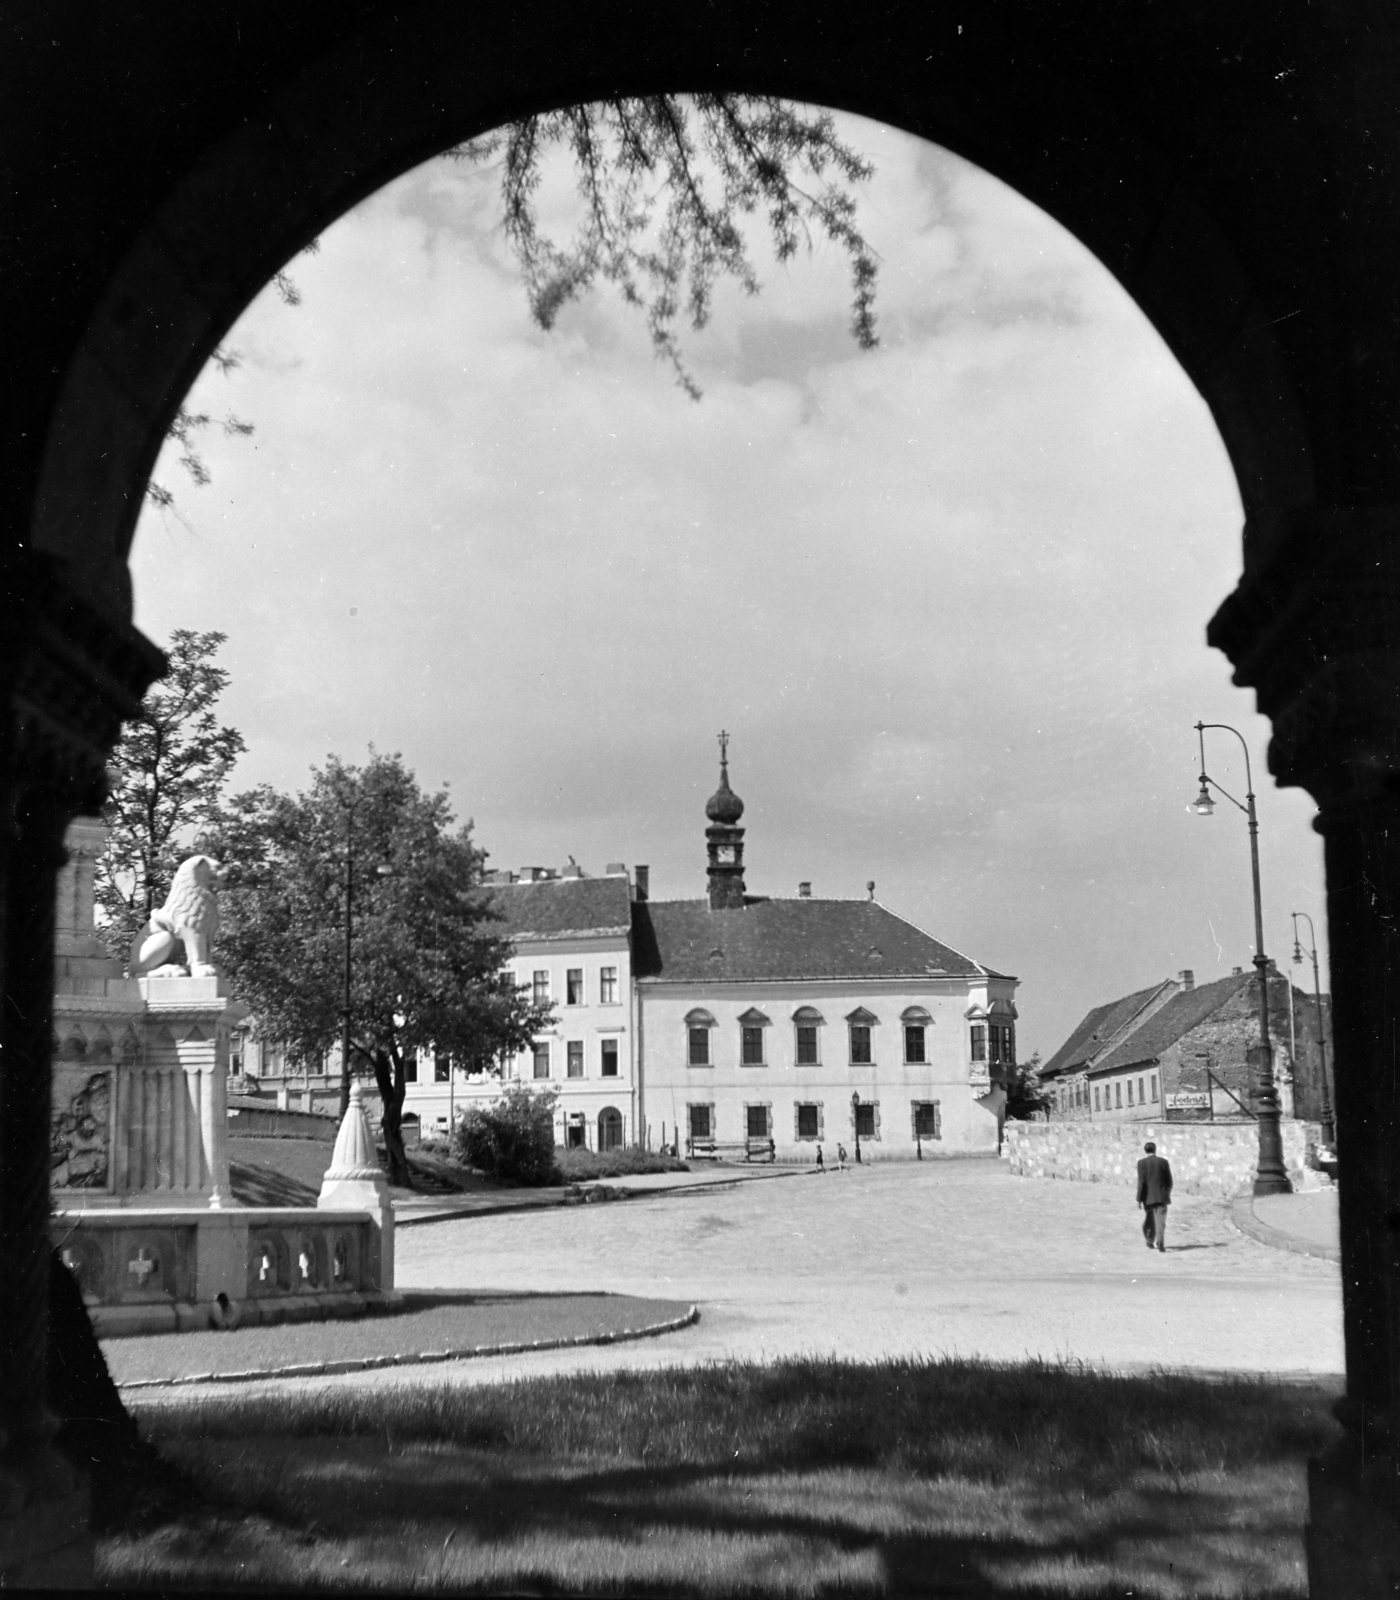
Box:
[130,112,1329,1060]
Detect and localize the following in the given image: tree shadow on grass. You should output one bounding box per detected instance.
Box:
[228,1160,320,1208]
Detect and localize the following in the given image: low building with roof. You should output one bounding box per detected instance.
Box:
[1039,965,1333,1124]
[408,739,1018,1160]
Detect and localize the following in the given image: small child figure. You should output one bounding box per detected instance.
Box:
[815,1144,825,1172]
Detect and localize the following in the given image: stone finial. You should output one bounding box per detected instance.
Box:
[322,1082,383,1184]
[129,854,223,977]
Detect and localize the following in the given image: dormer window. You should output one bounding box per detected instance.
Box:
[846,1007,878,1065]
[901,1006,931,1064]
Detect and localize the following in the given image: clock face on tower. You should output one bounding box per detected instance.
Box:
[717,844,737,864]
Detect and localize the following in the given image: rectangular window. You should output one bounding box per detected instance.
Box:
[904,1025,927,1064]
[434,1053,450,1083]
[854,1102,876,1139]
[970,1024,987,1062]
[688,1027,711,1066]
[1127,1079,1134,1106]
[741,1026,766,1066]
[1092,1085,1099,1112]
[688,1103,712,1141]
[403,1054,418,1085]
[600,967,618,1004]
[796,1103,820,1139]
[566,968,583,1005]
[913,1101,941,1140]
[850,1024,872,1064]
[1150,1073,1158,1103]
[796,1025,819,1065]
[567,1041,583,1078]
[746,1104,769,1139]
[600,1039,619,1078]
[1139,1076,1146,1104]
[533,1043,550,1080]
[987,1023,1016,1065]
[532,970,550,1005]
[1115,1082,1122,1108]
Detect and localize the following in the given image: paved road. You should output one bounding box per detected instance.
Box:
[131,1160,1341,1406]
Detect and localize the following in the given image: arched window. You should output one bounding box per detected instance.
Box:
[793,1006,823,1066]
[598,1107,623,1152]
[901,1006,932,1064]
[684,1008,715,1067]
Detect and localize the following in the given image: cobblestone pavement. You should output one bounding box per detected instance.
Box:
[128,1158,1341,1409]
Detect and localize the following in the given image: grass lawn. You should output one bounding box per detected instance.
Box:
[105,1358,1337,1596]
[554,1145,690,1182]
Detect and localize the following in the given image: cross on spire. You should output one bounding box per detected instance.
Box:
[718,729,729,768]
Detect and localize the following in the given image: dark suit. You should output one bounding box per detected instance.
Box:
[1136,1154,1173,1250]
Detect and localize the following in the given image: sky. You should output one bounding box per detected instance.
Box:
[129,111,1330,1061]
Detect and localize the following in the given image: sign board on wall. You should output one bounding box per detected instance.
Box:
[1168,1091,1211,1110]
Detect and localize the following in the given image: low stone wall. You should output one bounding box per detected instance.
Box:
[1002,1119,1324,1199]
[227,1098,339,1141]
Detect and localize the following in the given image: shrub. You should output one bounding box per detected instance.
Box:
[554,1146,688,1182]
[453,1083,558,1185]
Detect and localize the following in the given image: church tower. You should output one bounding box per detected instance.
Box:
[705,731,747,910]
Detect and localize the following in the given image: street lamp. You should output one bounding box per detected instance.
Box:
[851,1090,862,1164]
[1291,911,1335,1147]
[1189,721,1292,1195]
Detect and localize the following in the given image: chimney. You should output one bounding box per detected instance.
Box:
[867,880,876,901]
[605,861,626,876]
[634,865,649,902]
[1232,966,1244,976]
[1179,969,1194,991]
[798,881,811,898]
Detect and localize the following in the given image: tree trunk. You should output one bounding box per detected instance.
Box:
[372,1051,412,1188]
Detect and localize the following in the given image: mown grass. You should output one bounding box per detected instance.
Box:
[106,1358,1340,1596]
[555,1145,690,1183]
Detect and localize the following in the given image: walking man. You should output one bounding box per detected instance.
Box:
[1136,1140,1172,1252]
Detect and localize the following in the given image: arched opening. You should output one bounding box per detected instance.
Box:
[597,1107,624,1153]
[5,9,1398,1585]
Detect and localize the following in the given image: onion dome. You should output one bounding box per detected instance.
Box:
[706,758,744,824]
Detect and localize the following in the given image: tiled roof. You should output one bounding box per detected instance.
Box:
[1091,971,1257,1074]
[1039,983,1172,1079]
[483,876,633,942]
[632,898,1001,984]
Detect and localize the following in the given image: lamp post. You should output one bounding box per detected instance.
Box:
[851,1090,862,1164]
[1189,721,1292,1195]
[1291,911,1335,1147]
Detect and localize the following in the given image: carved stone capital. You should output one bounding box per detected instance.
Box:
[0,549,165,822]
[1209,506,1400,819]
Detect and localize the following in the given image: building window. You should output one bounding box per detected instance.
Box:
[434,1053,450,1083]
[1115,1082,1122,1108]
[532,970,550,1005]
[686,1008,715,1066]
[688,1103,712,1142]
[741,1027,765,1065]
[600,1039,619,1077]
[1150,1073,1158,1103]
[1139,1076,1146,1104]
[1092,1085,1099,1112]
[795,1102,821,1140]
[913,1101,941,1140]
[746,1104,771,1139]
[404,1054,418,1084]
[847,1008,877,1065]
[902,1007,931,1064]
[566,968,583,1006]
[970,1024,987,1062]
[567,1041,584,1078]
[600,967,618,1004]
[1127,1080,1134,1107]
[533,1043,550,1080]
[794,1007,823,1065]
[989,1023,1015,1065]
[854,1101,877,1139]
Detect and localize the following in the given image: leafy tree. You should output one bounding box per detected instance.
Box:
[214,753,551,1186]
[454,1083,559,1186]
[457,94,878,396]
[1002,1051,1051,1121]
[95,629,246,962]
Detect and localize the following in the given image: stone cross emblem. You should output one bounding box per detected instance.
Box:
[127,1246,157,1285]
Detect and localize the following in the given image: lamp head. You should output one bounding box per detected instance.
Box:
[1292,941,1304,964]
[1189,779,1215,816]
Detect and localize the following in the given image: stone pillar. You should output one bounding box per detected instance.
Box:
[318,1084,394,1289]
[0,549,163,1581]
[1209,507,1400,1591]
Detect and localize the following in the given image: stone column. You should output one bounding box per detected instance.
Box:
[0,549,163,1579]
[1209,507,1400,1591]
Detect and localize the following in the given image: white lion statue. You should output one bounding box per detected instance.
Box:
[128,855,223,978]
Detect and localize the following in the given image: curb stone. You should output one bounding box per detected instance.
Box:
[116,1305,700,1391]
[1229,1193,1340,1263]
